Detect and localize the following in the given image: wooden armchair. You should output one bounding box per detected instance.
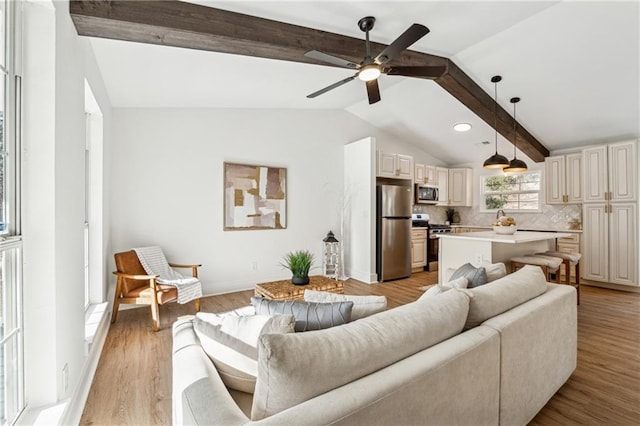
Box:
[112,250,201,331]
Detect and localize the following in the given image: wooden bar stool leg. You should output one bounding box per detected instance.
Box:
[576,263,580,305]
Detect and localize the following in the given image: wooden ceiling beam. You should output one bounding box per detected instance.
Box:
[69,0,548,162]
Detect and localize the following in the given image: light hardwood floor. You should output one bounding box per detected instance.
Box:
[80,273,640,425]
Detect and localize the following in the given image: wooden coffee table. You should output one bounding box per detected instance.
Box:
[254,275,344,301]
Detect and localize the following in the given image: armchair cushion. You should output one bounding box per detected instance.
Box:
[127,284,177,305]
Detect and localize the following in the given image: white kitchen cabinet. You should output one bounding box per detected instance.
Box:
[582,140,638,287]
[414,164,426,184]
[411,229,427,270]
[608,142,637,201]
[436,167,448,206]
[378,151,413,180]
[583,203,637,286]
[545,153,582,204]
[447,168,472,207]
[414,164,436,185]
[583,141,637,202]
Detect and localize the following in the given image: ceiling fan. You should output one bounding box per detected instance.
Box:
[305,16,446,104]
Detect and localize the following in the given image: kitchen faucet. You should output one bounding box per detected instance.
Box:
[496,209,506,220]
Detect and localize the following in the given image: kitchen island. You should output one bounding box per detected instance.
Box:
[438,231,571,283]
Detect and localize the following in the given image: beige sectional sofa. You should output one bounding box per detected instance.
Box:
[173,266,577,425]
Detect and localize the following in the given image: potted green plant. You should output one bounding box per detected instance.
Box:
[280,250,315,285]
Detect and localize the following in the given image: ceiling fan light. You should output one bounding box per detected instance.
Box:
[358,64,381,81]
[483,153,510,169]
[504,158,528,173]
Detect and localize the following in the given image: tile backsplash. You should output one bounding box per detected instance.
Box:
[414,204,582,230]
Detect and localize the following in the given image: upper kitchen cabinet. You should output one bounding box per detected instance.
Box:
[447,168,473,207]
[378,151,413,180]
[583,141,637,202]
[545,153,582,204]
[436,167,449,206]
[414,164,436,185]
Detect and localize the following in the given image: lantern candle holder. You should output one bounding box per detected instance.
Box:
[322,230,341,280]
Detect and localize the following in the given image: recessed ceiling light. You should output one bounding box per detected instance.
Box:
[453,122,472,132]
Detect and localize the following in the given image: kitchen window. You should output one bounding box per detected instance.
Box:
[480,171,542,212]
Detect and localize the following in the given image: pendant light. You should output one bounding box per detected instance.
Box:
[483,76,510,169]
[504,97,528,172]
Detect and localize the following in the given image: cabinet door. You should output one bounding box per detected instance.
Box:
[448,168,471,206]
[411,237,427,268]
[582,204,608,282]
[396,154,414,180]
[425,166,437,185]
[565,153,583,203]
[583,146,607,202]
[609,203,637,286]
[414,163,426,184]
[377,151,397,178]
[609,141,637,202]
[436,167,449,206]
[545,156,566,204]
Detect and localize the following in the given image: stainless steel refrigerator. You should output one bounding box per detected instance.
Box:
[376,184,412,281]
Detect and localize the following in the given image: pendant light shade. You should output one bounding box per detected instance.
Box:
[504,97,528,173]
[483,75,509,169]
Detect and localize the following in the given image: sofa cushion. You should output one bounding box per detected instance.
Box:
[250,297,353,331]
[419,276,468,298]
[193,314,295,393]
[251,289,470,420]
[450,262,488,288]
[461,264,548,330]
[303,290,387,321]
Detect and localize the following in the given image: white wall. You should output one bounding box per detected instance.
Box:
[21,0,113,417]
[110,108,430,294]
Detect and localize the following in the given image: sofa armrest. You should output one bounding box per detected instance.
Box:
[172,317,250,425]
[481,284,577,425]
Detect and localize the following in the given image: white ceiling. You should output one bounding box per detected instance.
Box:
[87,1,640,165]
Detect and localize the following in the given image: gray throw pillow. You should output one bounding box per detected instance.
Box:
[450,263,488,288]
[250,297,353,332]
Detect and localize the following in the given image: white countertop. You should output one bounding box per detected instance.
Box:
[439,230,572,244]
[450,224,582,233]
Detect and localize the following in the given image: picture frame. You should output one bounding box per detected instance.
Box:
[223,162,287,230]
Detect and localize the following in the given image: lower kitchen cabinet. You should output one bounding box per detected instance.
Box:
[411,229,427,270]
[583,203,637,286]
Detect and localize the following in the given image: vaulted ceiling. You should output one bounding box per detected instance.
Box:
[72,1,639,165]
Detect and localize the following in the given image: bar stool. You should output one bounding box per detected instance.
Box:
[510,255,562,283]
[537,251,581,305]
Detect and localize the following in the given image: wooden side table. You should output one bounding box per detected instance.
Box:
[254,275,344,301]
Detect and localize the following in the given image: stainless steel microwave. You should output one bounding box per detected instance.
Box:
[415,184,439,204]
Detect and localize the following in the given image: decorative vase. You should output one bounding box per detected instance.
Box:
[291,276,310,285]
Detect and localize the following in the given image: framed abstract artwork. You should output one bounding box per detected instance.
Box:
[223,162,287,230]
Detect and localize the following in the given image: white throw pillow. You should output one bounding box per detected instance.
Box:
[303,290,387,321]
[482,261,507,282]
[193,314,295,394]
[419,277,468,299]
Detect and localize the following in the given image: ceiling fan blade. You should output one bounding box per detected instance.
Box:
[304,50,360,69]
[375,24,430,64]
[366,79,381,104]
[384,65,446,79]
[307,75,357,98]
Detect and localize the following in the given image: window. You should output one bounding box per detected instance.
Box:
[0,0,23,423]
[481,171,542,212]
